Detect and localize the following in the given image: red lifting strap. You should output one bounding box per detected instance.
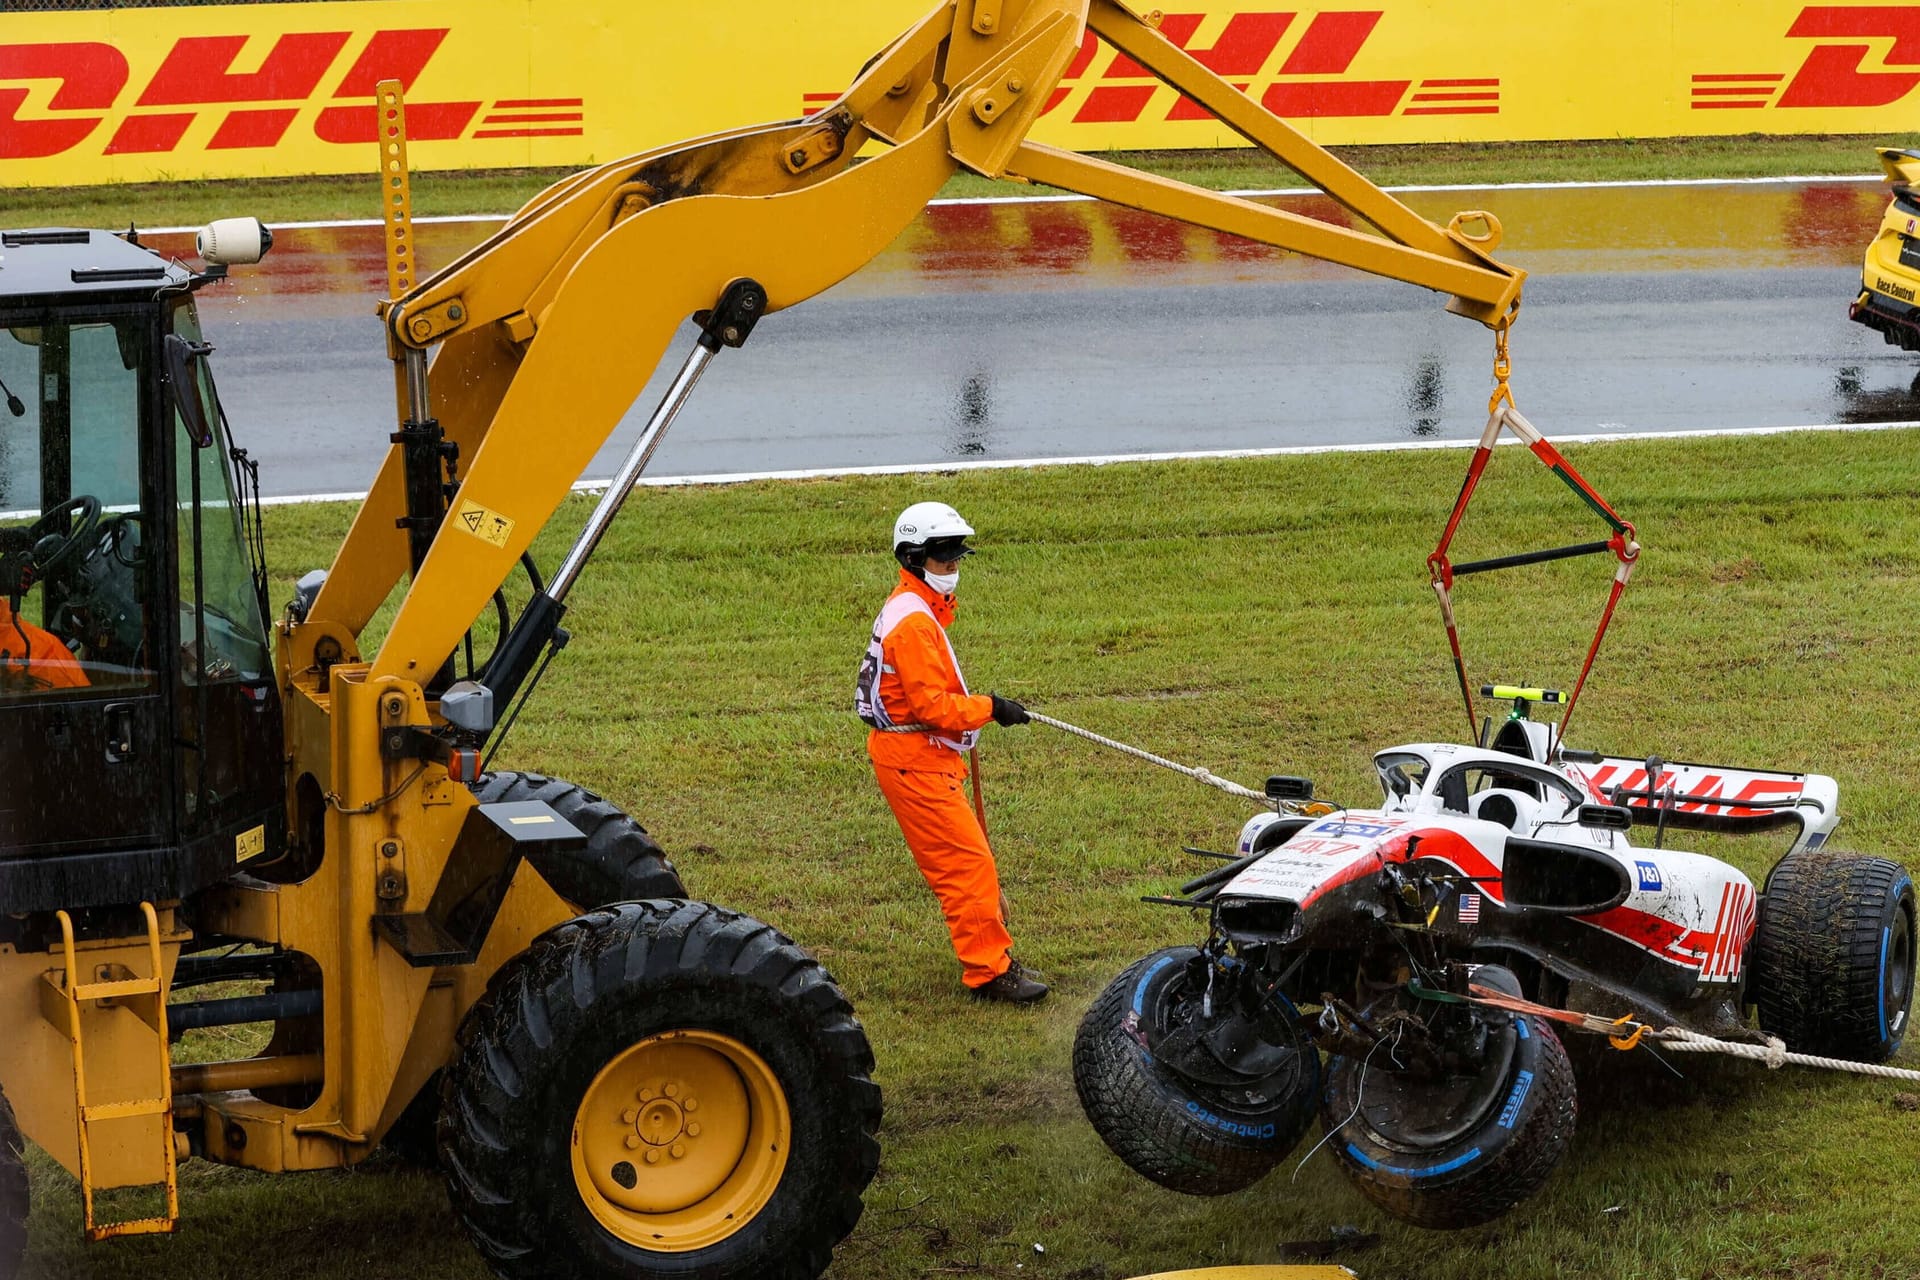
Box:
[1426,393,1639,743]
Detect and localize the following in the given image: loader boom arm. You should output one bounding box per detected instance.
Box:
[298,0,1525,684]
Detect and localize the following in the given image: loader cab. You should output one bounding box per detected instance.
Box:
[0,228,282,912]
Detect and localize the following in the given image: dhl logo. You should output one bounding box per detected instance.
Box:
[0,29,582,160]
[1694,4,1920,109]
[805,10,1497,123]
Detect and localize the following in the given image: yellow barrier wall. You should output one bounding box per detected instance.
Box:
[5,1,1920,186]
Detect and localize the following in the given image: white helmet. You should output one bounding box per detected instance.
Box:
[892,502,975,563]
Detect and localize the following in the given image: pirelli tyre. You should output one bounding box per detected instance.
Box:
[1073,947,1320,1197]
[1,1087,27,1277]
[1750,852,1916,1062]
[438,900,881,1280]
[1320,966,1576,1231]
[472,771,686,909]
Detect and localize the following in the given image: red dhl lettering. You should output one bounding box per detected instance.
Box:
[804,11,1498,124]
[0,29,583,160]
[1694,4,1920,110]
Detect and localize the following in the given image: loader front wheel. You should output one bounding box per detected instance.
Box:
[439,901,880,1280]
[1,1088,28,1277]
[472,771,686,907]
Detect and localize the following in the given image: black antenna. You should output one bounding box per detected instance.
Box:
[0,374,22,418]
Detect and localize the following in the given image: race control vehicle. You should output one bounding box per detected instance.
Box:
[1073,687,1916,1230]
[1848,146,1920,351]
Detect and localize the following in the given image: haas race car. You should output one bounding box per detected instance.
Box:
[1073,687,1916,1230]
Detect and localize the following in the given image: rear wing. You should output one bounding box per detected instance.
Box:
[1879,146,1920,186]
[1571,755,1839,854]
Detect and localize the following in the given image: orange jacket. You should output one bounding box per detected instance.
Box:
[865,570,992,775]
[0,599,88,691]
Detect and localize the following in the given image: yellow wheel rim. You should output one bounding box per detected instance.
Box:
[570,1030,791,1253]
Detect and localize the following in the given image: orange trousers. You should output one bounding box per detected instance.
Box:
[874,764,1012,988]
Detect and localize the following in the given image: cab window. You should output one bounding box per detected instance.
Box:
[169,303,268,685]
[0,316,156,696]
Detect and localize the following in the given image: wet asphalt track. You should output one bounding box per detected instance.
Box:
[151,179,1918,499]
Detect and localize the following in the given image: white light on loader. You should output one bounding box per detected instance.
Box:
[197,217,273,266]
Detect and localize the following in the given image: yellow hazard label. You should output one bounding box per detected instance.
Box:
[455,500,515,548]
[235,824,267,863]
[508,814,555,825]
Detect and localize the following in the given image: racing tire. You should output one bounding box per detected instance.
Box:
[1320,967,1577,1230]
[1,1088,27,1278]
[438,900,881,1280]
[1750,852,1916,1062]
[472,771,687,907]
[1073,947,1319,1197]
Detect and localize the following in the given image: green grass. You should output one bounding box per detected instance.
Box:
[20,428,1920,1279]
[13,133,1916,231]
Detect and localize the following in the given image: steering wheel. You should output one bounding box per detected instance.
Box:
[22,495,102,584]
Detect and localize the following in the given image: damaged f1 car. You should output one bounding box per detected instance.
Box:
[1074,687,1915,1229]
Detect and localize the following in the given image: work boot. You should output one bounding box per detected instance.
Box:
[969,957,1049,1004]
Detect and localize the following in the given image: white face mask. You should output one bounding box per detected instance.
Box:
[923,568,960,595]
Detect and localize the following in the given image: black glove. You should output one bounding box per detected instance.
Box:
[990,693,1029,727]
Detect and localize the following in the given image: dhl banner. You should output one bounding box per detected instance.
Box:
[6,1,1920,187]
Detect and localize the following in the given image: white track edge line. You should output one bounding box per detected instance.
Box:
[251,418,1920,508]
[136,172,1887,236]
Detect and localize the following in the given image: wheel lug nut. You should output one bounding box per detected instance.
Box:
[683,1098,697,1112]
[638,1088,654,1102]
[664,1083,679,1098]
[622,1109,638,1124]
[624,1134,640,1150]
[687,1122,701,1137]
[645,1149,660,1164]
[670,1142,685,1159]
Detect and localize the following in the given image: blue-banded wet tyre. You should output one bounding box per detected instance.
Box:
[1072,947,1320,1196]
[383,775,689,1169]
[1,1088,27,1278]
[1319,965,1576,1230]
[1751,852,1916,1062]
[437,900,880,1280]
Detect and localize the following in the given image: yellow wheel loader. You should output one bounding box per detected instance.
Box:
[0,3,1526,1277]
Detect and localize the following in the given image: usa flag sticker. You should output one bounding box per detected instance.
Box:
[1459,893,1481,924]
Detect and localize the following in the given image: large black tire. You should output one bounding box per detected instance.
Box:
[1321,968,1577,1230]
[1073,948,1319,1197]
[473,771,686,908]
[385,775,686,1168]
[1750,851,1916,1062]
[438,900,880,1280]
[1,1088,28,1278]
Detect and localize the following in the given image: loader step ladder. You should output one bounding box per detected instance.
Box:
[45,904,179,1240]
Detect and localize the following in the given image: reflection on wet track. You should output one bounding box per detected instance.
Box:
[149,180,1917,497]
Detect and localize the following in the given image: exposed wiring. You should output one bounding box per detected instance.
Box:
[1292,1021,1403,1182]
[325,763,428,815]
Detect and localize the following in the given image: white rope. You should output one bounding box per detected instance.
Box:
[870,710,1269,804]
[1462,984,1920,1084]
[1025,711,1270,803]
[1648,1025,1920,1081]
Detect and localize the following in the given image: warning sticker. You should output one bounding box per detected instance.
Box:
[455,500,515,549]
[235,824,267,863]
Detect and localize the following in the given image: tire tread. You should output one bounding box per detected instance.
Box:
[439,900,880,1280]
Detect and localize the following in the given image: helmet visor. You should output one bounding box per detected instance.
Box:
[921,536,974,563]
